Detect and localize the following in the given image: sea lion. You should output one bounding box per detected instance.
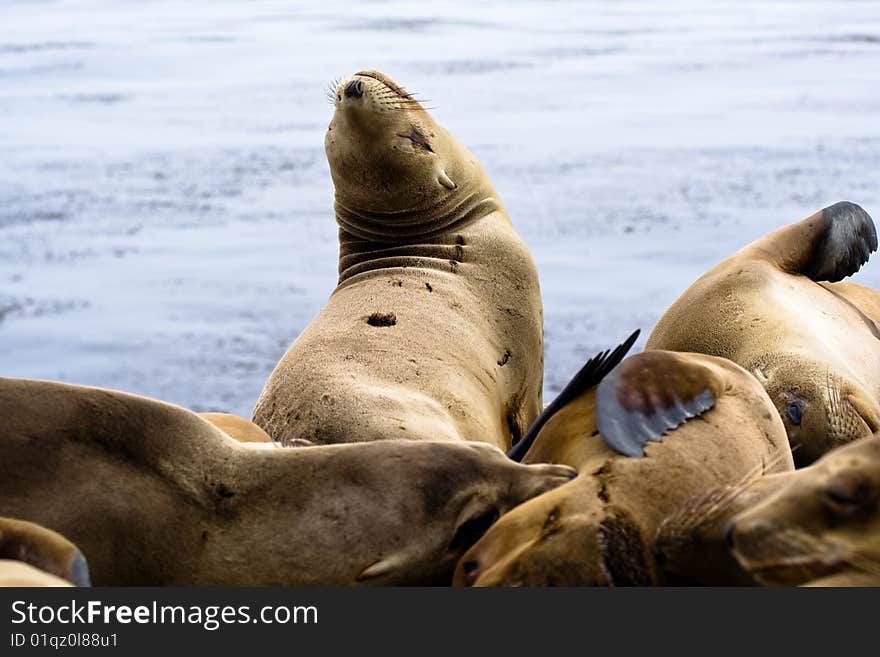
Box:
[199,413,271,443]
[0,377,574,586]
[454,339,793,586]
[0,517,90,586]
[253,70,543,449]
[727,434,880,587]
[647,201,880,466]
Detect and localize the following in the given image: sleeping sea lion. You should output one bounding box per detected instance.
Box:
[0,377,573,585]
[647,201,880,466]
[454,336,793,586]
[727,434,880,587]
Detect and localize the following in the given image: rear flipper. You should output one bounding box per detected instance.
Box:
[744,201,876,282]
[596,351,725,457]
[506,330,640,462]
[0,517,91,587]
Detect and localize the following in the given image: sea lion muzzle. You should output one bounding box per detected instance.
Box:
[344,79,364,99]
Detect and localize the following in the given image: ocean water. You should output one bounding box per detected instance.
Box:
[1,0,879,416]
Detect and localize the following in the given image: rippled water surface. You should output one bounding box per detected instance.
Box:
[2,0,879,415]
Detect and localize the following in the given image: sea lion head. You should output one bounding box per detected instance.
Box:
[326,70,485,234]
[0,517,91,586]
[452,475,623,586]
[322,441,577,585]
[751,353,879,466]
[727,435,880,586]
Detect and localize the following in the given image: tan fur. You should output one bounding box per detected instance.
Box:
[654,472,791,585]
[453,351,793,586]
[0,517,87,586]
[253,70,543,449]
[802,571,880,587]
[0,377,573,586]
[728,435,880,587]
[199,413,271,443]
[648,209,880,465]
[0,561,72,587]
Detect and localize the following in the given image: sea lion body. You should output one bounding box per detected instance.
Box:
[728,434,880,587]
[199,413,271,443]
[455,349,793,586]
[0,517,90,587]
[648,202,880,465]
[253,71,542,449]
[0,377,573,586]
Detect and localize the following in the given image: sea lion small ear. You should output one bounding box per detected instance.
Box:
[596,351,720,458]
[438,170,457,190]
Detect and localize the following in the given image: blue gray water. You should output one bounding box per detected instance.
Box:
[1,0,879,416]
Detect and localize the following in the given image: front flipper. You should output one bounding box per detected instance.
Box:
[747,201,876,282]
[507,330,640,462]
[596,351,723,457]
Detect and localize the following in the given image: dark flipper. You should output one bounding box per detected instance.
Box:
[507,330,640,462]
[748,201,877,282]
[804,202,877,282]
[596,351,721,458]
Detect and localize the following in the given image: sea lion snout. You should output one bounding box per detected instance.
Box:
[725,436,880,586]
[344,79,364,99]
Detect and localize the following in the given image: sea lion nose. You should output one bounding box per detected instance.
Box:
[344,79,364,99]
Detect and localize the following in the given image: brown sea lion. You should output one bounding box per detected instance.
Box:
[647,201,880,466]
[727,434,880,587]
[253,70,543,449]
[0,517,90,587]
[454,337,793,586]
[0,377,574,586]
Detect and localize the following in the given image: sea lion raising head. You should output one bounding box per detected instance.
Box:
[326,70,477,231]
[254,71,543,449]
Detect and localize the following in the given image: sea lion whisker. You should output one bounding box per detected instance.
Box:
[693,460,772,521]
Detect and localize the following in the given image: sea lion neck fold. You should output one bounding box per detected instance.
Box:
[334,188,501,243]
